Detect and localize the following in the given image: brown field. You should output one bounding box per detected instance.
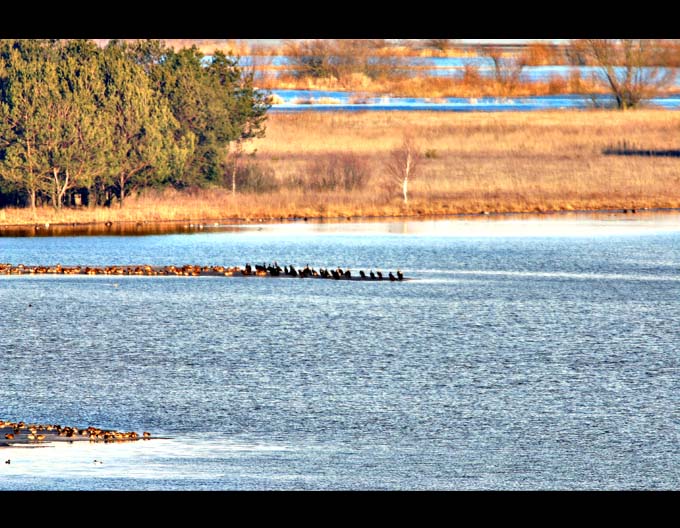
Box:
[2,109,680,227]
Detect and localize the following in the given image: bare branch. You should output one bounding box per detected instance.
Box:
[578,39,677,109]
[386,135,422,205]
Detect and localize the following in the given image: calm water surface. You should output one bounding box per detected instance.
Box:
[1,213,679,490]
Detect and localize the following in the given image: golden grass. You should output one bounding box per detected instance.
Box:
[258,72,607,98]
[250,109,680,215]
[2,109,680,226]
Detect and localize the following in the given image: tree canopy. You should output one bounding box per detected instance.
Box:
[0,39,270,208]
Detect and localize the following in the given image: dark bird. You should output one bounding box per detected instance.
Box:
[344,269,352,279]
[269,262,282,276]
[370,270,375,280]
[376,271,383,280]
[389,272,396,281]
[359,270,366,279]
[4,460,9,464]
[397,270,404,281]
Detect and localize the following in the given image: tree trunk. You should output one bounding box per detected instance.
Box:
[52,168,62,209]
[29,188,36,210]
[119,174,126,208]
[230,140,243,197]
[402,151,412,205]
[231,159,237,196]
[57,169,70,208]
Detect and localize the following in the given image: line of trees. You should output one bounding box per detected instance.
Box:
[0,39,270,209]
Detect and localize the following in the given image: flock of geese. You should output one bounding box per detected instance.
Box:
[0,419,150,446]
[0,262,406,281]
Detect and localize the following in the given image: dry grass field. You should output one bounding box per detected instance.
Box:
[2,109,680,226]
[257,70,601,98]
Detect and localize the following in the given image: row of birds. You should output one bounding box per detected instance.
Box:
[0,262,405,280]
[0,419,150,444]
[245,262,405,281]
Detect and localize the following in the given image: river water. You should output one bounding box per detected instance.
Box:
[1,213,679,490]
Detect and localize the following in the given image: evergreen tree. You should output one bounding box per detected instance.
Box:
[101,41,192,207]
[129,41,270,188]
[0,40,54,208]
[0,38,268,210]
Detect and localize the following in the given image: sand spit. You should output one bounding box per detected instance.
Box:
[0,419,151,448]
[0,263,407,281]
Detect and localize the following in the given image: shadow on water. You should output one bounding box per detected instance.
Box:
[1,209,680,238]
[0,222,250,238]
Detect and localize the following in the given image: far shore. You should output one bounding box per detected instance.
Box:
[3,110,680,229]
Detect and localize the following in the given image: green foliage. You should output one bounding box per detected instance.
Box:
[0,39,270,208]
[128,41,270,187]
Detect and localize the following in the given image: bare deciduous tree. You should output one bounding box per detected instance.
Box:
[386,135,421,206]
[478,45,527,95]
[574,39,677,110]
[425,39,459,53]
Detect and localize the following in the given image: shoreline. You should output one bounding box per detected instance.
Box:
[1,206,679,236]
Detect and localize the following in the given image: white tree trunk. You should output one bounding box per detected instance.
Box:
[231,160,237,196]
[402,152,412,205]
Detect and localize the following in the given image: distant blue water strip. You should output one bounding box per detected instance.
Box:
[268,92,680,113]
